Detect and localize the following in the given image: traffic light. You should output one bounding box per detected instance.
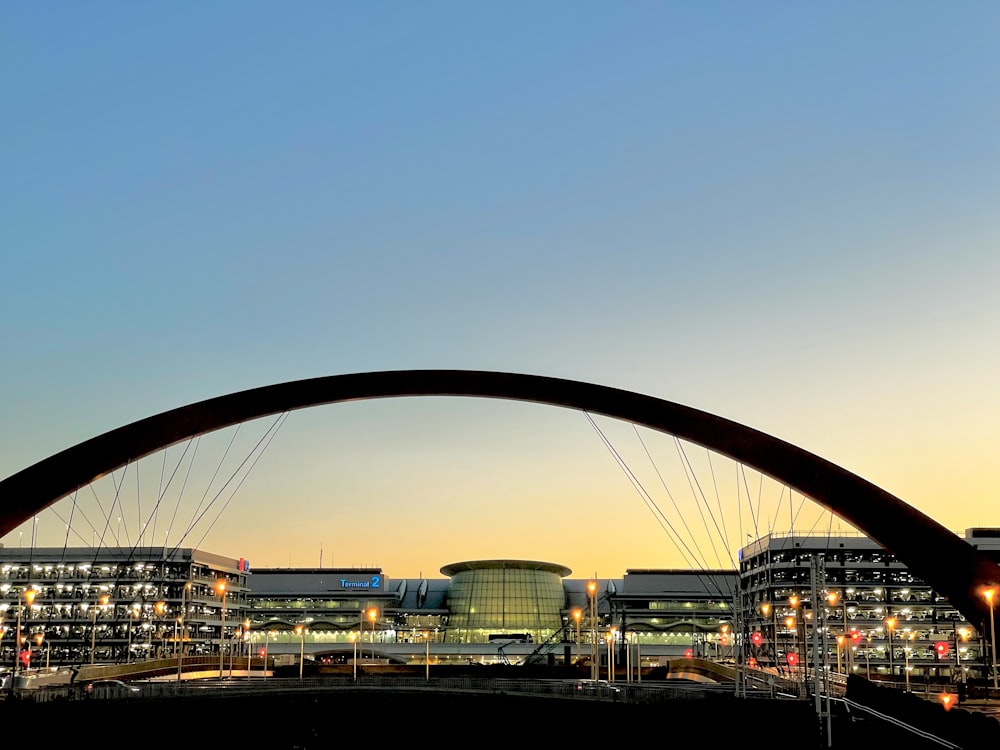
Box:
[750,631,763,646]
[934,641,950,659]
[684,648,693,658]
[786,652,799,667]
[258,647,266,657]
[19,650,31,667]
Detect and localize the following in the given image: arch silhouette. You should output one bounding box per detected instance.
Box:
[0,369,996,625]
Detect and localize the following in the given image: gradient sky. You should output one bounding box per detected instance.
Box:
[2,3,998,579]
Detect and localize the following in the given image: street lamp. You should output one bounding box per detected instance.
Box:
[366,607,378,661]
[215,579,227,678]
[14,588,37,680]
[571,608,582,665]
[982,586,998,690]
[885,616,897,681]
[587,579,598,681]
[295,624,306,680]
[605,631,613,682]
[903,631,915,692]
[89,593,109,665]
[955,626,971,684]
[785,615,797,676]
[34,633,48,670]
[349,631,358,682]
[126,605,139,663]
[177,581,192,682]
[244,620,252,680]
[153,600,166,659]
[423,630,430,682]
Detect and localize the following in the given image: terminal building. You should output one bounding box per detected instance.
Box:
[0,529,996,681]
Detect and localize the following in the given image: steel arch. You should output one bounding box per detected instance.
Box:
[0,369,996,626]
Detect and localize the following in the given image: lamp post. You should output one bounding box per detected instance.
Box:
[34,633,48,670]
[903,631,914,692]
[295,624,306,680]
[367,607,378,661]
[637,634,642,683]
[244,620,252,680]
[177,581,192,682]
[587,579,598,681]
[571,608,582,665]
[349,631,358,682]
[787,595,800,680]
[785,615,797,677]
[215,579,227,678]
[153,600,166,660]
[423,630,430,682]
[126,605,139,663]
[836,635,845,675]
[760,602,773,669]
[955,626,970,684]
[865,636,872,680]
[89,594,109,665]
[982,587,999,691]
[885,616,897,682]
[15,589,37,679]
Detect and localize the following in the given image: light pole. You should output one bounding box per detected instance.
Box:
[903,631,914,692]
[34,633,48,670]
[955,626,970,684]
[349,631,358,681]
[126,605,139,663]
[367,607,378,661]
[215,579,227,678]
[983,586,998,690]
[760,602,773,669]
[177,581,192,682]
[787,594,800,682]
[244,620,252,680]
[295,624,306,680]
[637,634,641,683]
[153,600,166,659]
[587,579,598,681]
[885,616,897,682]
[89,594,109,665]
[423,630,430,682]
[785,615,797,678]
[15,589,37,680]
[572,608,582,665]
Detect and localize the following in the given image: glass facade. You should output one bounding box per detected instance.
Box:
[443,560,568,643]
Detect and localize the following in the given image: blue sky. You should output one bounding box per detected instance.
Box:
[2,3,998,576]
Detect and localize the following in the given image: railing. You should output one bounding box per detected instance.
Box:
[13,673,806,704]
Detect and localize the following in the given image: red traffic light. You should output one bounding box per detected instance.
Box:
[786,652,799,666]
[19,650,31,666]
[750,632,763,646]
[850,630,862,642]
[684,648,693,658]
[934,641,950,657]
[258,647,266,657]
